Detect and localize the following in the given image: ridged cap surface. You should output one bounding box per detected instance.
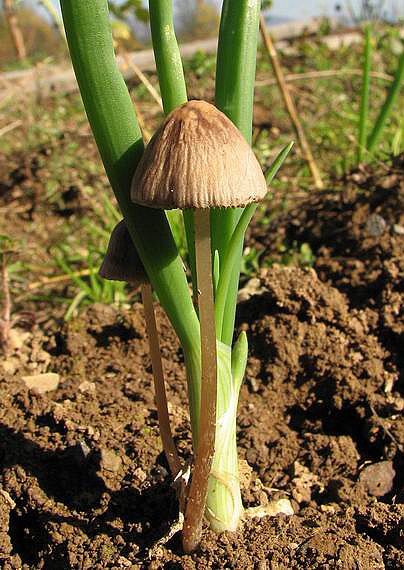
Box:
[99,220,147,286]
[131,100,267,209]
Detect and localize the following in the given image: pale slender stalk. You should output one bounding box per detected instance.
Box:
[183,209,217,553]
[255,68,393,87]
[132,98,153,142]
[3,0,27,60]
[121,53,163,109]
[259,14,323,190]
[141,283,181,477]
[0,255,12,356]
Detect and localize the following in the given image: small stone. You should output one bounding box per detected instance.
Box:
[78,380,96,394]
[365,214,386,237]
[359,461,395,496]
[22,372,60,394]
[248,376,260,393]
[245,498,294,519]
[133,467,147,482]
[238,277,266,302]
[392,224,404,235]
[100,448,122,473]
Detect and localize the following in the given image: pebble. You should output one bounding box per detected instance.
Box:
[78,380,96,394]
[133,467,147,482]
[365,214,386,237]
[359,460,395,496]
[22,372,60,394]
[100,448,122,473]
[392,223,404,235]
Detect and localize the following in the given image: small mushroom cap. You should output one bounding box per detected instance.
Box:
[131,100,267,210]
[99,220,148,287]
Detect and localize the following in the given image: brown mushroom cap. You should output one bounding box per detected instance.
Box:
[131,100,267,210]
[99,220,147,287]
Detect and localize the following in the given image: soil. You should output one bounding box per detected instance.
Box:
[1,151,404,568]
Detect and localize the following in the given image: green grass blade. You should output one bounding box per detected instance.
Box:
[212,0,261,255]
[60,0,199,353]
[367,44,404,154]
[215,0,261,143]
[148,1,197,296]
[265,141,294,183]
[358,25,372,164]
[65,290,88,321]
[148,0,187,114]
[231,331,248,392]
[212,0,261,345]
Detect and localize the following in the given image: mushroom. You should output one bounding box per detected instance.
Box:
[130,100,267,552]
[99,220,181,478]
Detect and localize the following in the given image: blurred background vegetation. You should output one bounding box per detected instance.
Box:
[2,1,403,69]
[0,0,222,69]
[1,0,404,317]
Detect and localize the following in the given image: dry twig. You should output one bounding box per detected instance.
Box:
[259,14,324,190]
[0,254,12,355]
[0,119,22,138]
[255,68,393,87]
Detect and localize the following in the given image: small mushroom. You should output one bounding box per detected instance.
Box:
[130,100,267,552]
[99,220,181,477]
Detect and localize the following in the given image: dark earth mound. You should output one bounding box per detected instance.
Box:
[1,156,403,568]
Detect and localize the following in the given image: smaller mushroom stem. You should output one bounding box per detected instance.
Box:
[141,282,181,477]
[182,209,217,553]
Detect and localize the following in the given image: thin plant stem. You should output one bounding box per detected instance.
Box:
[132,98,153,142]
[183,209,217,553]
[0,120,22,138]
[0,254,11,355]
[358,25,372,164]
[3,0,27,60]
[120,50,163,109]
[367,45,404,154]
[27,269,95,291]
[255,68,393,87]
[259,14,324,190]
[141,283,181,477]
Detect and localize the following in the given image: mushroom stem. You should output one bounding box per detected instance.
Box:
[182,209,217,553]
[141,282,181,477]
